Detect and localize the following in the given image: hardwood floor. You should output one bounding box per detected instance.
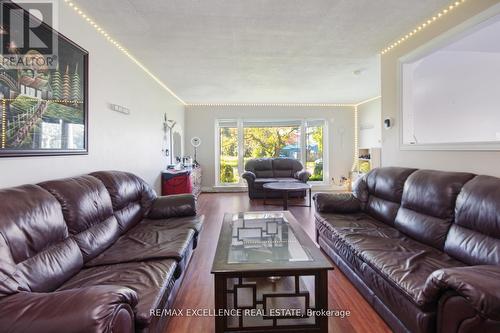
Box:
[165,192,392,333]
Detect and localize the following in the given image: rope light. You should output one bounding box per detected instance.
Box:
[351,105,359,172]
[350,96,380,172]
[186,103,355,107]
[354,96,381,107]
[62,0,186,105]
[1,99,5,148]
[61,0,380,176]
[380,0,467,55]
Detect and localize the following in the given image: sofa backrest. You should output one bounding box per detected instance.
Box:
[394,170,475,250]
[0,185,83,295]
[90,171,156,233]
[445,175,500,265]
[272,158,303,177]
[245,158,274,178]
[38,175,121,262]
[244,158,303,178]
[359,167,417,225]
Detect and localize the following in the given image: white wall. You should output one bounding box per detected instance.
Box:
[358,98,381,149]
[0,3,185,190]
[381,0,500,176]
[403,50,500,144]
[185,105,354,190]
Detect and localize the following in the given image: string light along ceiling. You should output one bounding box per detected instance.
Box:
[64,0,469,104]
[186,103,356,107]
[61,0,469,175]
[62,0,187,105]
[62,0,383,173]
[380,0,468,55]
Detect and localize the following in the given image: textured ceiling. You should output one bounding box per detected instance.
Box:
[76,0,453,103]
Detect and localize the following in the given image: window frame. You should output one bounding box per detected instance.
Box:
[215,118,329,187]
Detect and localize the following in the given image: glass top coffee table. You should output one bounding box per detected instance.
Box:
[211,211,333,333]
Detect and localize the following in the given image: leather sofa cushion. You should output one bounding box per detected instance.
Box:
[141,215,204,235]
[0,252,19,297]
[395,208,452,251]
[317,221,438,333]
[357,260,437,333]
[245,158,274,178]
[315,212,399,273]
[254,177,300,189]
[255,177,298,183]
[272,158,302,177]
[255,170,274,178]
[445,175,500,265]
[454,175,500,238]
[0,185,83,293]
[366,167,417,203]
[38,176,121,262]
[364,167,416,225]
[445,225,500,266]
[395,170,474,250]
[316,212,392,232]
[86,221,195,267]
[316,213,463,307]
[15,238,83,293]
[357,237,463,307]
[0,185,69,262]
[91,171,157,233]
[57,259,177,328]
[148,194,197,220]
[400,170,475,219]
[366,196,401,226]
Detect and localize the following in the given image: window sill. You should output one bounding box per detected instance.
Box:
[207,185,247,192]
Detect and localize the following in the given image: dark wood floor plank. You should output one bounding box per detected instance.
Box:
[165,193,391,333]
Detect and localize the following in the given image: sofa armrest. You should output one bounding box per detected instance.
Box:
[294,170,311,182]
[313,192,361,213]
[0,285,137,333]
[242,171,256,183]
[147,194,196,219]
[421,265,500,320]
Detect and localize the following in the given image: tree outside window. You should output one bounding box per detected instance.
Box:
[217,120,326,185]
[244,126,300,165]
[219,127,238,184]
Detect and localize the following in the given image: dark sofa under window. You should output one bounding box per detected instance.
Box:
[242,157,311,199]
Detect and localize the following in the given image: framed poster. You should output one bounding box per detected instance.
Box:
[0,1,88,157]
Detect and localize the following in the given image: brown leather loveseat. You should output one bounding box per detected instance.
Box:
[314,167,500,333]
[0,171,204,333]
[242,157,311,199]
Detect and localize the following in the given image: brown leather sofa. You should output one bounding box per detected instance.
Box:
[242,157,311,199]
[314,167,500,333]
[0,171,204,333]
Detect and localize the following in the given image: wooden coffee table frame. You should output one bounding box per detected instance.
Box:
[214,270,328,333]
[211,211,333,333]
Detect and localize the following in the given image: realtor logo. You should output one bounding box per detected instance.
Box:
[0,0,58,69]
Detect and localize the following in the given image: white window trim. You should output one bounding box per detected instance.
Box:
[215,118,329,187]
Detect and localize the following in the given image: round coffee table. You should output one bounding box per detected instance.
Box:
[262,182,312,210]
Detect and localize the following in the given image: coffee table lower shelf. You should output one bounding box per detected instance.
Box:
[262,182,312,210]
[214,269,328,333]
[211,212,333,333]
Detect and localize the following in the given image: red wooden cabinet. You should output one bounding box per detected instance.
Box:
[161,166,202,197]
